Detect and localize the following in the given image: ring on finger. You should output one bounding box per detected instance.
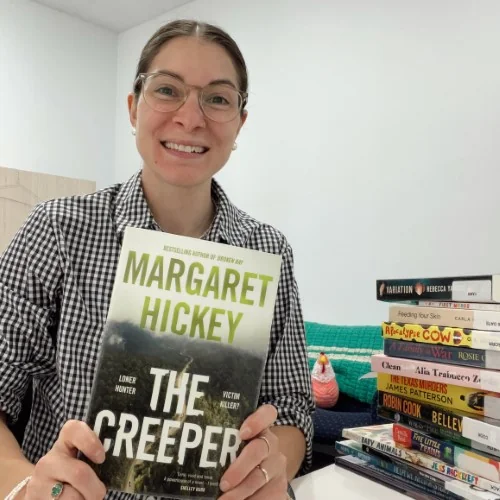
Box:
[256,464,270,484]
[50,482,64,499]
[257,435,271,455]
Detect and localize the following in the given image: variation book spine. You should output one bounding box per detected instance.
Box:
[335,440,461,499]
[392,424,500,483]
[384,338,500,370]
[389,305,500,332]
[382,322,500,351]
[377,372,500,418]
[376,275,500,303]
[371,354,500,392]
[341,424,500,494]
[419,301,500,312]
[377,391,500,450]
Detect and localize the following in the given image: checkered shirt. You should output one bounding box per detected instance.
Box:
[0,171,314,499]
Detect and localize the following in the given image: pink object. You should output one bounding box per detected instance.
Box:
[311,352,339,408]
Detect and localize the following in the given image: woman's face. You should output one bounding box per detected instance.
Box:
[128,36,247,190]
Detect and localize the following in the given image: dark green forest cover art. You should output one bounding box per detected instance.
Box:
[83,228,281,499]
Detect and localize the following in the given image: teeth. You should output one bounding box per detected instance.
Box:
[164,142,206,154]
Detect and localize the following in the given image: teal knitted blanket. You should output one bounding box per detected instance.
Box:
[304,322,383,404]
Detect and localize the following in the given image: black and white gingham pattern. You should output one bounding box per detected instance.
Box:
[0,171,314,499]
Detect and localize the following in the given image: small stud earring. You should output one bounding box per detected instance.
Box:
[131,128,136,136]
[232,142,238,151]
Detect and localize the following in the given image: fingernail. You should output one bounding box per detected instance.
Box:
[240,427,251,440]
[97,449,106,462]
[220,480,230,492]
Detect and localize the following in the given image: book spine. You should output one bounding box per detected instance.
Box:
[384,338,500,370]
[377,276,495,303]
[377,372,500,418]
[419,301,500,312]
[382,322,500,351]
[377,405,478,448]
[372,354,500,392]
[393,424,500,483]
[335,442,456,499]
[378,391,500,450]
[389,305,500,332]
[343,424,500,493]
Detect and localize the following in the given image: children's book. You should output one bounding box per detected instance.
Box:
[81,227,282,499]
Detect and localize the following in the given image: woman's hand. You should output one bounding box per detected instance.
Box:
[23,420,107,499]
[218,405,288,500]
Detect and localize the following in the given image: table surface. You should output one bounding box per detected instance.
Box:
[291,463,411,499]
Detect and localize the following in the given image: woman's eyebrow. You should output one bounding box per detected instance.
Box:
[155,69,237,89]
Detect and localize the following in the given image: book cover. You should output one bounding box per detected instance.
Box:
[388,305,500,333]
[419,301,500,312]
[376,275,500,303]
[335,440,461,499]
[393,423,500,483]
[372,354,500,392]
[82,227,282,499]
[341,424,500,494]
[377,391,500,450]
[377,373,500,418]
[383,338,500,370]
[382,322,500,351]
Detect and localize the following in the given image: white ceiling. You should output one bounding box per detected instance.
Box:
[33,0,195,33]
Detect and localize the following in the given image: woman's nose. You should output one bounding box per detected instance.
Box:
[172,91,206,131]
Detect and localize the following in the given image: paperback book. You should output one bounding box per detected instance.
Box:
[82,227,282,499]
[376,275,500,303]
[377,373,500,418]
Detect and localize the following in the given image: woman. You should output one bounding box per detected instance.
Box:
[0,20,314,500]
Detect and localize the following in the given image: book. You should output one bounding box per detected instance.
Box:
[342,424,500,494]
[388,305,500,332]
[376,275,500,303]
[419,301,500,312]
[334,454,441,500]
[335,440,462,499]
[377,405,500,457]
[377,373,500,418]
[81,227,282,499]
[382,322,500,351]
[393,423,500,483]
[378,391,500,450]
[372,354,500,392]
[383,338,500,370]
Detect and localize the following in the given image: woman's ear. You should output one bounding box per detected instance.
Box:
[127,93,137,129]
[237,110,248,135]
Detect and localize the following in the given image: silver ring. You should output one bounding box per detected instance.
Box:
[258,435,271,455]
[257,464,269,484]
[51,482,64,499]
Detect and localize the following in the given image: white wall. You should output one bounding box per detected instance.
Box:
[114,0,500,325]
[0,0,117,188]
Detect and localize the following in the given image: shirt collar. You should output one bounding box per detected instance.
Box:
[115,170,258,246]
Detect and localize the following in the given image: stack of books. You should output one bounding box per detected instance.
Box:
[334,274,500,500]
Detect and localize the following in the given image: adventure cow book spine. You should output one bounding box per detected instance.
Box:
[82,227,282,499]
[376,275,500,303]
[382,322,500,351]
[371,354,500,392]
[383,338,500,370]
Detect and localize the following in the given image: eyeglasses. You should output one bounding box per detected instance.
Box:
[135,72,248,123]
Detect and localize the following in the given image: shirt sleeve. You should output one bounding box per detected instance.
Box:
[258,242,315,476]
[0,203,61,423]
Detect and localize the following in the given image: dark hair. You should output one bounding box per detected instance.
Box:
[133,19,248,110]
